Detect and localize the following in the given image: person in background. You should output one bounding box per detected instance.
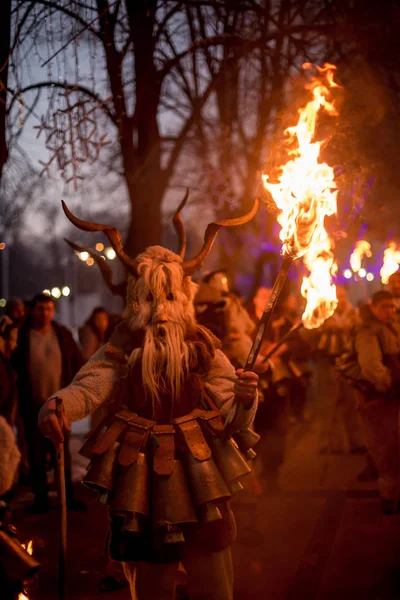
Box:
[12,293,86,513]
[0,415,40,600]
[247,287,289,492]
[5,298,26,330]
[79,307,109,362]
[195,270,255,368]
[270,294,312,425]
[355,291,400,514]
[308,285,364,454]
[0,317,18,425]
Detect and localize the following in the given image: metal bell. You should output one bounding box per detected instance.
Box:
[230,481,244,493]
[234,428,260,454]
[79,424,107,458]
[110,452,149,516]
[82,442,120,493]
[162,524,185,544]
[123,513,145,533]
[182,453,231,509]
[200,502,223,522]
[0,531,41,582]
[99,491,110,505]
[152,460,197,529]
[211,437,251,492]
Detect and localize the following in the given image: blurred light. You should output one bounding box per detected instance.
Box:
[86,257,94,266]
[51,287,61,299]
[359,268,366,278]
[100,256,106,261]
[79,251,89,261]
[62,286,71,297]
[366,272,374,282]
[42,289,51,296]
[0,242,5,250]
[105,248,116,260]
[95,243,104,252]
[343,269,352,279]
[0,298,6,308]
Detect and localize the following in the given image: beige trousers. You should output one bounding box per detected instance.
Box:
[123,547,233,600]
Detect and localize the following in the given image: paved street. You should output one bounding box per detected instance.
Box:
[12,421,400,599]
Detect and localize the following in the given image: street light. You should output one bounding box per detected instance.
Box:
[359,268,366,278]
[51,287,61,299]
[366,273,374,282]
[343,269,352,279]
[62,286,71,297]
[105,247,116,260]
[79,251,89,261]
[95,243,104,251]
[86,257,94,266]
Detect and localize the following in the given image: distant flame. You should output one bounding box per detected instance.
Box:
[18,541,33,600]
[262,63,339,328]
[380,242,400,284]
[350,240,371,273]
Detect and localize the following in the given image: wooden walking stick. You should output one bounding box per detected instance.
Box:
[55,397,67,600]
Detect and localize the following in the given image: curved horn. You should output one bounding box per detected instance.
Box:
[181,198,259,276]
[65,239,128,299]
[62,200,136,274]
[172,188,189,259]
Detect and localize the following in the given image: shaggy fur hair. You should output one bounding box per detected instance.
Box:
[123,246,207,408]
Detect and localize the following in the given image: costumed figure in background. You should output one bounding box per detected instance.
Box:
[194,269,255,368]
[246,287,295,491]
[0,416,40,599]
[308,285,364,454]
[269,294,312,425]
[354,291,400,514]
[39,199,260,600]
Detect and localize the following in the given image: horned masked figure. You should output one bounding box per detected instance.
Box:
[39,198,259,600]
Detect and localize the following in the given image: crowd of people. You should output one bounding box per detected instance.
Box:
[1,268,400,597]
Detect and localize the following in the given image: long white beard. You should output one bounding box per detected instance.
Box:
[128,322,191,410]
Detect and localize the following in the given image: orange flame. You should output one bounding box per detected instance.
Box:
[380,242,400,284]
[18,541,33,600]
[350,240,372,273]
[262,63,339,328]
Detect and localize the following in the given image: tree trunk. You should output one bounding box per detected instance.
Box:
[0,0,11,183]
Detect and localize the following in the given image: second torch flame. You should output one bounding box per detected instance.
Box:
[262,63,339,329]
[350,240,372,274]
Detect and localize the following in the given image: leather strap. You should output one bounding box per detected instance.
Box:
[197,409,224,434]
[176,418,211,461]
[91,409,135,455]
[152,424,175,475]
[118,414,155,467]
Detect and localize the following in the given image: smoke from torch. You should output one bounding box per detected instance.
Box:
[381,242,400,284]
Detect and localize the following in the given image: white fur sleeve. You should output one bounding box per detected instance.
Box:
[45,346,120,423]
[0,416,21,496]
[204,350,257,431]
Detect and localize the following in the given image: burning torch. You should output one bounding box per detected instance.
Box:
[245,63,340,371]
[380,242,400,285]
